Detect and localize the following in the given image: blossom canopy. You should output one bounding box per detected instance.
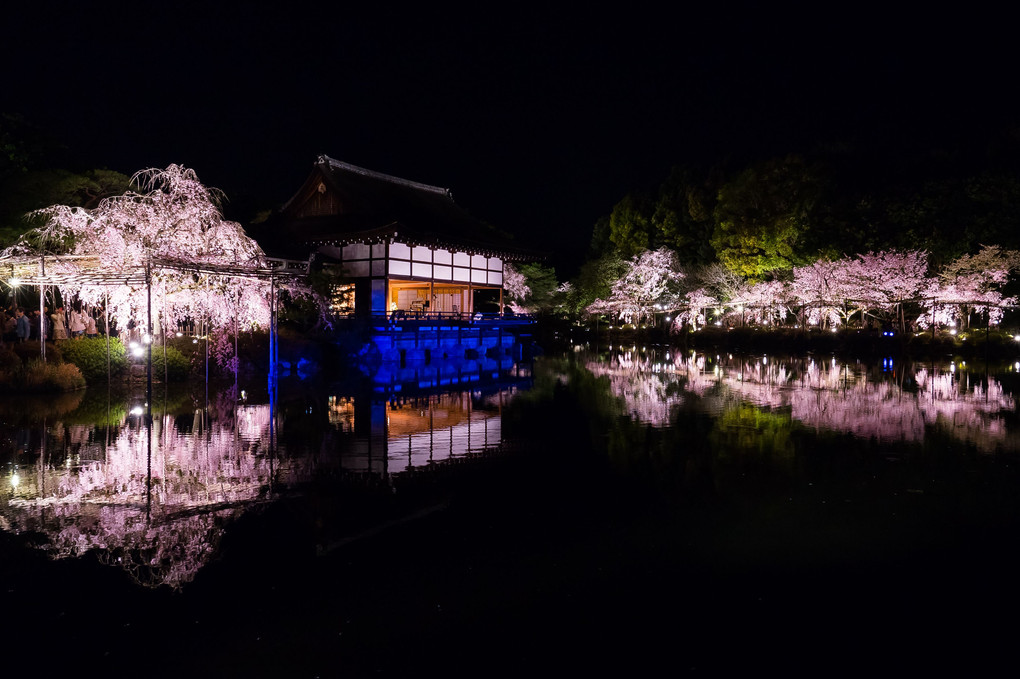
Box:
[1,165,302,334]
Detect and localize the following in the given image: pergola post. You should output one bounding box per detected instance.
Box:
[268,274,277,454]
[39,256,45,362]
[105,290,110,383]
[146,258,153,412]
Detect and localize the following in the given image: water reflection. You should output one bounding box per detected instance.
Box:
[585,347,1020,451]
[0,368,527,589]
[6,347,1017,592]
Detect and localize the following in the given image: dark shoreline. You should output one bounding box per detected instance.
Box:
[549,323,1020,362]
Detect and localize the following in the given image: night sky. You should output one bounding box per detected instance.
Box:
[3,3,1015,274]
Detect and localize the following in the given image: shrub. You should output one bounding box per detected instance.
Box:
[58,337,128,381]
[19,359,85,392]
[12,340,62,364]
[151,345,190,381]
[0,346,20,374]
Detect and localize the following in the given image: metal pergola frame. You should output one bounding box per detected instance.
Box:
[1,253,308,405]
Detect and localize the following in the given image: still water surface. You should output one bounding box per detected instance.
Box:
[2,347,1019,674]
[1,363,523,589]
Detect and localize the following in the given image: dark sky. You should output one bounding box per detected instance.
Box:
[3,3,1015,274]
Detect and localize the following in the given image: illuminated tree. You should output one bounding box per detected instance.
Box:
[4,164,301,336]
[792,258,855,328]
[503,263,529,299]
[504,262,559,314]
[587,247,683,324]
[710,155,819,278]
[731,280,792,326]
[791,249,930,330]
[918,245,1018,331]
[852,249,930,330]
[674,287,718,331]
[565,253,629,315]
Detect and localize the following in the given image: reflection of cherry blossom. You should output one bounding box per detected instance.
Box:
[1,383,525,588]
[585,349,694,425]
[3,404,279,588]
[582,348,1020,451]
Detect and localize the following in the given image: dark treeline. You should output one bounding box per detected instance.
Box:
[513,129,1020,320]
[592,131,1020,276]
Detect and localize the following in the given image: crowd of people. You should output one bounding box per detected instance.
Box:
[2,303,107,344]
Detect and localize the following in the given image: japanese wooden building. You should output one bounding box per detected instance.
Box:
[258,155,535,320]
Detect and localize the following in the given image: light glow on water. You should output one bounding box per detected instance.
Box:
[585,348,1018,450]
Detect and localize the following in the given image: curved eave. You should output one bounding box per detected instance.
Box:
[304,224,541,262]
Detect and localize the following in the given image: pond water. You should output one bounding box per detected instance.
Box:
[2,346,1019,675]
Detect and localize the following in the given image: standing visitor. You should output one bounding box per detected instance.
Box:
[69,307,86,338]
[29,310,42,341]
[15,308,30,342]
[2,310,15,342]
[50,306,68,340]
[85,313,98,338]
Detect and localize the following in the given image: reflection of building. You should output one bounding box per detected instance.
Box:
[257,155,537,319]
[332,389,512,476]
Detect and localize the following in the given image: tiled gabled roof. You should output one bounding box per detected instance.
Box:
[258,156,540,262]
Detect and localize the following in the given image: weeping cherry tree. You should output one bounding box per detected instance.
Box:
[3,165,303,342]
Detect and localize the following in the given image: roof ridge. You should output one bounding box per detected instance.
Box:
[317,155,451,197]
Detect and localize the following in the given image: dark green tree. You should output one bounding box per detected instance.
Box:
[0,168,131,246]
[589,214,613,257]
[882,172,1020,271]
[651,165,716,266]
[564,253,629,316]
[710,155,820,279]
[0,113,49,183]
[607,191,654,257]
[515,262,560,314]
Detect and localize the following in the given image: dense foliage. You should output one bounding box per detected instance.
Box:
[58,337,128,381]
[2,165,309,336]
[508,139,1020,335]
[0,346,85,392]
